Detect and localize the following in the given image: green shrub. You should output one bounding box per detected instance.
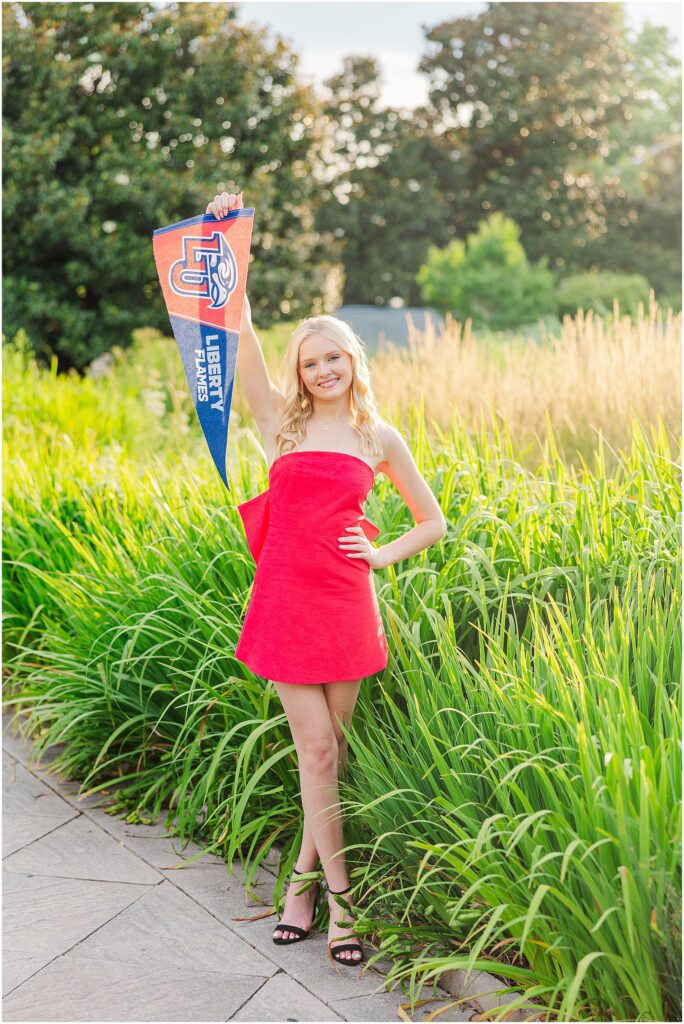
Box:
[555,271,651,319]
[416,212,556,331]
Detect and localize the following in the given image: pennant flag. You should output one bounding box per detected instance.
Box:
[152,208,254,491]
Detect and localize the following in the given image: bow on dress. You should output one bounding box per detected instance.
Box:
[237,489,381,564]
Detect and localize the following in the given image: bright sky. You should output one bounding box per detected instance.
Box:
[236,0,683,110]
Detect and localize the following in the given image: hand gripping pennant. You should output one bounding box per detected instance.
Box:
[152,208,254,491]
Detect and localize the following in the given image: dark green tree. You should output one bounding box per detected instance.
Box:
[418,2,638,276]
[2,1,329,369]
[316,5,680,306]
[314,55,455,306]
[580,20,682,298]
[607,20,682,169]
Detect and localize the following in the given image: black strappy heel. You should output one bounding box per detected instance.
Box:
[326,882,365,965]
[272,866,321,945]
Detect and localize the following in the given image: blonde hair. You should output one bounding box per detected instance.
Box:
[274,315,383,458]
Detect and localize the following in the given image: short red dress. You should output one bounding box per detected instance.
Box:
[234,450,389,684]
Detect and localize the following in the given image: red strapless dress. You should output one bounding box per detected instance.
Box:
[234,450,389,684]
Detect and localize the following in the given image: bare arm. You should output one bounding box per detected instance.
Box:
[236,296,284,431]
[205,188,284,434]
[374,426,447,569]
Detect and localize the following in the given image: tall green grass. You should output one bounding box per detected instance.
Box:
[2,331,681,1021]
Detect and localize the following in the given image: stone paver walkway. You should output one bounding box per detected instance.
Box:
[2,712,475,1022]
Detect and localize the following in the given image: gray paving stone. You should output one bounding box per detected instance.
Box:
[2,715,45,766]
[3,812,163,884]
[38,772,125,813]
[155,859,399,1004]
[2,954,267,1022]
[440,969,542,1022]
[3,811,80,858]
[2,871,147,967]
[2,712,483,1022]
[91,812,224,870]
[1,949,46,997]
[330,986,473,1022]
[2,723,226,866]
[157,860,473,1019]
[2,716,226,864]
[160,856,279,920]
[2,712,27,743]
[3,758,77,819]
[2,716,117,812]
[65,877,279,981]
[3,755,130,818]
[5,724,56,762]
[230,971,344,1021]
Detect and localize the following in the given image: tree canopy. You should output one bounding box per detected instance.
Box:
[2,1,330,368]
[2,1,680,367]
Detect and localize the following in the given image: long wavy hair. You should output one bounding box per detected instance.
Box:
[274,315,383,458]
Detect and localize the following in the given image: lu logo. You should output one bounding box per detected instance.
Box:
[169,230,238,307]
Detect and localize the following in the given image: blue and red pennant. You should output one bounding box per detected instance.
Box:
[152,208,254,491]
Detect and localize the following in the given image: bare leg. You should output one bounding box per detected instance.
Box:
[272,679,364,961]
[297,814,319,873]
[321,679,364,961]
[273,681,348,880]
[296,678,362,869]
[271,680,342,943]
[323,677,363,782]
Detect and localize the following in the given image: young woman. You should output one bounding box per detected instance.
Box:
[206,189,446,967]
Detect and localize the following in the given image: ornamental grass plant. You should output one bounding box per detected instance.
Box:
[2,301,681,1021]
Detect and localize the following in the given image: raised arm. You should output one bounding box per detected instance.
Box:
[236,293,285,430]
[205,189,284,435]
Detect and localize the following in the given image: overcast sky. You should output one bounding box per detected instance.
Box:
[235,1,683,110]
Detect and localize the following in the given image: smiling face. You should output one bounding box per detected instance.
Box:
[298,332,354,400]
